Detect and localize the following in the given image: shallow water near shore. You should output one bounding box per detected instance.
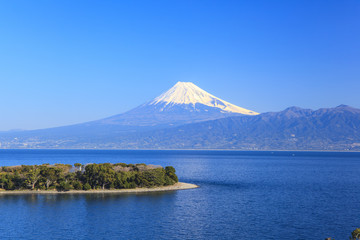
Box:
[0,149,359,239]
[0,182,198,195]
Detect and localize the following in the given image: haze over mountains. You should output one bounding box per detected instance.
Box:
[0,82,359,151]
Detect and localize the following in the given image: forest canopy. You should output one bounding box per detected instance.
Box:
[0,163,178,191]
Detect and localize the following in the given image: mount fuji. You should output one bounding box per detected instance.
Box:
[94,82,258,130]
[3,82,358,150]
[150,82,257,115]
[0,82,259,148]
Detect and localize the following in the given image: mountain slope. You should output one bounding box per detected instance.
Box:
[96,82,258,128]
[97,105,360,150]
[0,82,258,147]
[149,82,257,115]
[33,82,257,133]
[1,82,358,150]
[4,104,358,150]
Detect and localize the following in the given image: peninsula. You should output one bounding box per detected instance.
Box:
[0,163,198,193]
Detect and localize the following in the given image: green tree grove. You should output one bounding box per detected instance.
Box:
[0,163,178,192]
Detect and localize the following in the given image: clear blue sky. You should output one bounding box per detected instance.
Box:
[0,0,359,130]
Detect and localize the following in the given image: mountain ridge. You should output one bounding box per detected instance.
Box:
[1,105,359,151]
[122,104,360,151]
[0,81,358,150]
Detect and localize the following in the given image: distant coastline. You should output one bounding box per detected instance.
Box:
[1,148,359,153]
[0,182,198,195]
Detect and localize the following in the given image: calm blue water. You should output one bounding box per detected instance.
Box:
[0,150,359,240]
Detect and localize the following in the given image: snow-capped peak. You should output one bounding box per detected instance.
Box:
[150,82,258,115]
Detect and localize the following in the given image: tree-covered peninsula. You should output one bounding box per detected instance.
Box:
[0,163,178,192]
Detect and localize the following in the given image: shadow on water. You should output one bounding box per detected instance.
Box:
[193,179,253,190]
[0,190,178,203]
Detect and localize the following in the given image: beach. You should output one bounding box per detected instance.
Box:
[0,182,198,195]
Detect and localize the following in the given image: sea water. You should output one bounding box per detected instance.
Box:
[0,150,359,240]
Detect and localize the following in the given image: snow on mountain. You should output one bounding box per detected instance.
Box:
[150,82,258,115]
[0,82,260,142]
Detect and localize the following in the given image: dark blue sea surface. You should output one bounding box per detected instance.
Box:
[0,150,359,240]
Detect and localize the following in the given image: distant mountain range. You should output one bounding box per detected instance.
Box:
[0,82,359,151]
[117,104,359,151]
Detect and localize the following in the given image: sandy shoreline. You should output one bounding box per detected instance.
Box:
[0,182,198,195]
